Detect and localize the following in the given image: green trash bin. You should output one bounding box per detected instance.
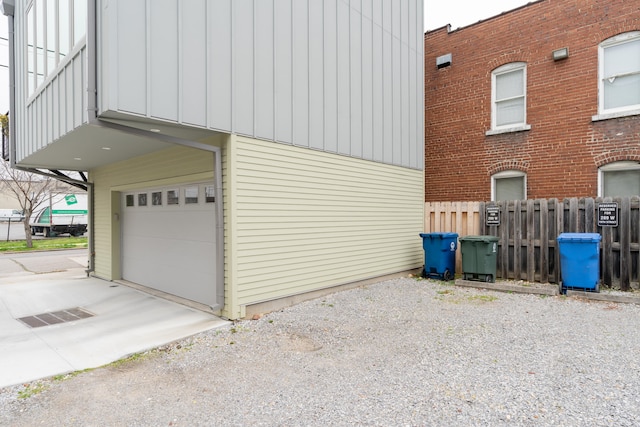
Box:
[459,235,499,283]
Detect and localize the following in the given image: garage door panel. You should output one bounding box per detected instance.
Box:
[121,182,217,307]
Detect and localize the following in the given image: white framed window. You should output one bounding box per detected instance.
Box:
[184,186,199,204]
[490,62,528,132]
[598,161,640,197]
[167,189,179,205]
[25,0,87,97]
[597,32,640,117]
[492,170,526,201]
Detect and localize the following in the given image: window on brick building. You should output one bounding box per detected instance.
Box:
[492,170,526,201]
[599,161,640,197]
[491,63,527,131]
[598,32,640,116]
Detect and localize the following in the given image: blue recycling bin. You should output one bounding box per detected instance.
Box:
[419,232,458,280]
[557,233,601,293]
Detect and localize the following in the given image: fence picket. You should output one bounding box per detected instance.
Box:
[540,200,549,283]
[620,197,630,291]
[425,197,638,289]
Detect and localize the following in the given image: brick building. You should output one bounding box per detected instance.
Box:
[424,0,640,202]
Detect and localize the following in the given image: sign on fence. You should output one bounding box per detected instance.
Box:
[486,206,500,225]
[598,202,618,227]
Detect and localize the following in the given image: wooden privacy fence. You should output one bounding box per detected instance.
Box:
[424,197,640,290]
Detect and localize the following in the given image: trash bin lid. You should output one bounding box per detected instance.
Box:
[458,235,499,242]
[419,232,459,239]
[557,232,602,242]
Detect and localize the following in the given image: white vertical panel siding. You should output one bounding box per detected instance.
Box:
[181,0,208,126]
[350,7,363,158]
[361,10,374,160]
[274,0,293,144]
[308,0,324,150]
[98,0,423,170]
[232,0,254,136]
[255,0,275,141]
[10,0,424,169]
[150,0,179,121]
[116,0,147,114]
[336,0,350,156]
[11,23,87,163]
[401,40,410,166]
[409,49,418,169]
[323,0,338,153]
[372,5,383,162]
[232,136,423,306]
[291,0,309,147]
[382,22,393,164]
[208,0,232,130]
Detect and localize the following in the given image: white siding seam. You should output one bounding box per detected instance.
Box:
[178,1,183,124]
[145,0,151,117]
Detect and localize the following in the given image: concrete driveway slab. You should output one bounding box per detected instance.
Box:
[0,276,228,388]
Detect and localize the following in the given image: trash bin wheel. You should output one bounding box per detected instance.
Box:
[484,274,493,283]
[443,269,453,281]
[420,268,427,278]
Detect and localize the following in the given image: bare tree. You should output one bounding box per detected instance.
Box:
[0,160,61,247]
[0,113,87,248]
[1,113,78,247]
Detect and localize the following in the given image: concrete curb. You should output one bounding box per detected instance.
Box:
[566,290,640,305]
[454,279,559,296]
[453,279,640,305]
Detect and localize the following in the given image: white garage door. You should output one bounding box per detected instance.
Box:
[121,182,217,307]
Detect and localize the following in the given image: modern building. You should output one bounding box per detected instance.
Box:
[2,0,425,319]
[424,0,640,202]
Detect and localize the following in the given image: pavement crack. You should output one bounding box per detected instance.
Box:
[10,259,32,273]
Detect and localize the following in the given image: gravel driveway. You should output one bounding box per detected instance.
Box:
[2,276,640,426]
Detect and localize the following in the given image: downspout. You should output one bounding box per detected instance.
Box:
[85,0,224,310]
[84,0,98,276]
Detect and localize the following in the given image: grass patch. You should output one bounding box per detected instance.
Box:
[0,237,87,252]
[106,352,151,368]
[435,291,498,304]
[17,382,48,399]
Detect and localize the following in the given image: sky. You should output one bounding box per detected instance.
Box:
[424,0,533,31]
[0,1,534,115]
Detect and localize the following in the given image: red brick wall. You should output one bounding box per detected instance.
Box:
[424,0,640,201]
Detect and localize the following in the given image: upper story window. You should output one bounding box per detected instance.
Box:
[491,62,528,132]
[598,161,640,197]
[598,32,640,117]
[26,0,87,97]
[492,170,526,201]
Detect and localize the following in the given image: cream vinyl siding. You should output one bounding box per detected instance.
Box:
[229,136,424,311]
[90,145,216,281]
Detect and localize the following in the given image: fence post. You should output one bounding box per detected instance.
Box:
[554,198,563,284]
[600,197,613,287]
[619,197,630,291]
[540,199,549,283]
